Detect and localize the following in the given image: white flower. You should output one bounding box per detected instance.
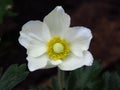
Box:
[18,6,93,71]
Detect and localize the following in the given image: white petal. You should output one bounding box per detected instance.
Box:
[50,60,62,65]
[27,54,49,71]
[82,51,93,66]
[44,60,56,69]
[19,32,47,57]
[65,26,92,57]
[58,51,93,71]
[44,6,70,37]
[43,59,62,69]
[27,42,47,57]
[19,32,44,49]
[21,20,51,42]
[42,59,63,69]
[66,27,92,42]
[18,32,33,48]
[71,48,83,57]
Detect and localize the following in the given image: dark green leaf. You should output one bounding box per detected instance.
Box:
[0,64,29,90]
[67,60,120,90]
[67,60,102,90]
[0,0,15,24]
[51,78,60,90]
[102,72,120,90]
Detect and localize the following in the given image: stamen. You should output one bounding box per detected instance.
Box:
[53,43,64,53]
[47,36,70,60]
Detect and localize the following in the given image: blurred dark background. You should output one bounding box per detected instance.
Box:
[0,0,120,89]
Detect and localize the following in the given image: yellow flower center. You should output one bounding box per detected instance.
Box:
[47,36,70,60]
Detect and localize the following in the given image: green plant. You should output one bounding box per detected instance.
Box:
[0,64,29,90]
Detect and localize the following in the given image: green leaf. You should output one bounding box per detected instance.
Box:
[102,72,111,90]
[67,60,102,90]
[66,60,120,90]
[0,0,15,24]
[102,72,120,90]
[0,64,29,90]
[51,78,60,90]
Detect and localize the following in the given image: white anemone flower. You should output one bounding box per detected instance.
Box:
[18,6,93,71]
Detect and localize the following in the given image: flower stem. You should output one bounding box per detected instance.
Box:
[58,69,65,90]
